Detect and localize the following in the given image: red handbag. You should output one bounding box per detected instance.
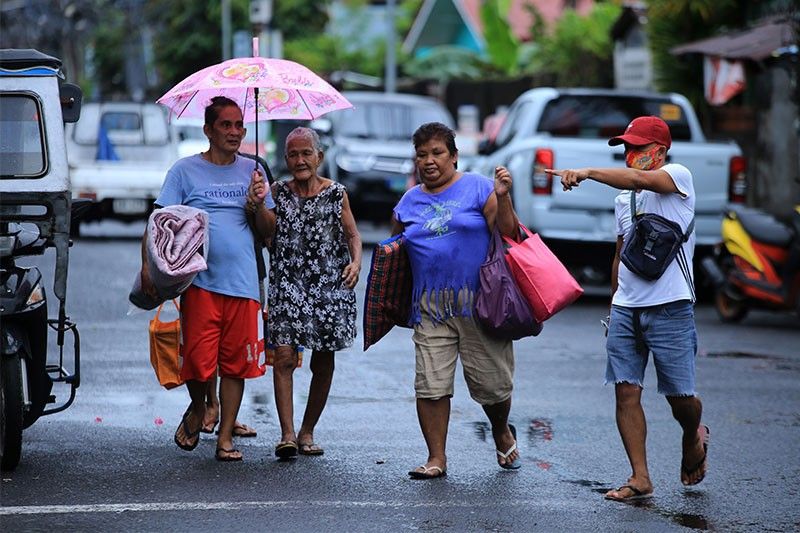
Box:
[502,225,583,322]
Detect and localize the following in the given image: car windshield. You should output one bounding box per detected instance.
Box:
[332,101,452,140]
[537,95,692,141]
[0,94,46,178]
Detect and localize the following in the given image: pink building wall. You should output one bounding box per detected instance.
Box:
[461,0,594,42]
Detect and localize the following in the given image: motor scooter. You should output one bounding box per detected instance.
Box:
[0,48,84,471]
[701,204,800,322]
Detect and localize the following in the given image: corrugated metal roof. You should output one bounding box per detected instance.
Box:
[670,19,796,61]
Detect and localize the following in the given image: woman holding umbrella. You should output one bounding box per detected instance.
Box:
[141,96,275,461]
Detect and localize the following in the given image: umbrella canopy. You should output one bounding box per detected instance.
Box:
[156,56,353,123]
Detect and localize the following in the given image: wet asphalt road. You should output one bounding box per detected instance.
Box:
[1,221,799,532]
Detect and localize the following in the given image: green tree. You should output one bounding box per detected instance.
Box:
[526,2,621,87]
[145,0,251,91]
[646,0,745,112]
[481,0,520,75]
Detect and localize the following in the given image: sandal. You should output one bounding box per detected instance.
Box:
[681,424,710,485]
[496,423,521,470]
[274,441,299,459]
[408,465,447,479]
[173,409,201,452]
[605,484,653,502]
[215,447,243,462]
[298,442,324,456]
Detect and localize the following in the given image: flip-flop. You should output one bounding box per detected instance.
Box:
[215,447,243,462]
[274,441,299,459]
[496,423,521,470]
[200,418,219,434]
[216,422,258,438]
[682,424,710,485]
[408,465,447,479]
[298,442,324,456]
[173,409,201,452]
[605,484,653,502]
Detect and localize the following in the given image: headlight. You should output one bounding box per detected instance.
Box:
[26,282,45,307]
[336,153,376,173]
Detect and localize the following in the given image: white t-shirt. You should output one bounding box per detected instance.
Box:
[612,163,695,307]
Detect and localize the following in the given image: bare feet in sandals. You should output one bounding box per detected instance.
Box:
[494,424,520,469]
[200,403,219,434]
[605,478,654,502]
[174,408,203,451]
[297,431,323,455]
[681,424,710,485]
[408,461,447,479]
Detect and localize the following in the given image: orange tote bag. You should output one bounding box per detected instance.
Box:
[149,300,184,389]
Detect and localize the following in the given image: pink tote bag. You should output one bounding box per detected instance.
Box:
[502,224,583,322]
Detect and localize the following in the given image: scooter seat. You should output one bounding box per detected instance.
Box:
[727,205,794,247]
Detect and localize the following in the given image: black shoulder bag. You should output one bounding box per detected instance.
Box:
[620,190,695,300]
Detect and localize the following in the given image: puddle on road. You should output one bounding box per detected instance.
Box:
[527,418,553,443]
[573,481,712,530]
[471,418,554,444]
[704,351,800,372]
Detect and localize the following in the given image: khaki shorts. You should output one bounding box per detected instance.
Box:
[413,291,514,405]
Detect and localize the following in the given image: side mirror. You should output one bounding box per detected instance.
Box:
[309,117,332,135]
[477,138,494,155]
[60,83,83,123]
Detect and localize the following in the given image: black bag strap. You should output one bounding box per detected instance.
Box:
[630,190,695,239]
[629,190,696,301]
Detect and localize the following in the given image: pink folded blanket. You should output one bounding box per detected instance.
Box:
[129,205,208,310]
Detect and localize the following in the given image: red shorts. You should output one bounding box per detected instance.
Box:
[179,286,265,381]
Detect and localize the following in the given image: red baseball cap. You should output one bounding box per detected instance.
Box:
[608,116,672,149]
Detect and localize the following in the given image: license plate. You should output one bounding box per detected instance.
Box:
[112,198,149,214]
[386,176,408,193]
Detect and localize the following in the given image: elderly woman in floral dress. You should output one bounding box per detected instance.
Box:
[266,127,361,459]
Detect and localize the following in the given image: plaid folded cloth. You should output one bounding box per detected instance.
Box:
[363,234,412,351]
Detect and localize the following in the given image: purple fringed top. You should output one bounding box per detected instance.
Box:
[393,173,493,325]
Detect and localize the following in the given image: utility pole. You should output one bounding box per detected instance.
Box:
[222,0,232,60]
[385,0,397,93]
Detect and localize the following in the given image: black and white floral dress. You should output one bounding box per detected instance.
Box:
[268,180,356,351]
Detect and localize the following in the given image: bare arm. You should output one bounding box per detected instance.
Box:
[482,166,520,239]
[340,191,362,289]
[611,235,623,299]
[246,170,276,241]
[390,215,404,237]
[545,166,679,195]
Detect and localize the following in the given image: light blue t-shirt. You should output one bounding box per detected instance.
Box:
[394,173,494,324]
[155,154,275,301]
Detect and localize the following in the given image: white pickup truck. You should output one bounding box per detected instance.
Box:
[470,87,747,283]
[66,102,178,231]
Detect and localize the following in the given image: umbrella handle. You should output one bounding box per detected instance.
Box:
[253,87,259,171]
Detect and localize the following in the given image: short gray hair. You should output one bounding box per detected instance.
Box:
[285,127,322,153]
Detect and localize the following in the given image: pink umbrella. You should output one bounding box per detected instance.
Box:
[156,40,352,161]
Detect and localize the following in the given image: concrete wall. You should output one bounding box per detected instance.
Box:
[754,60,800,214]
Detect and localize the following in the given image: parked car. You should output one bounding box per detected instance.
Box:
[66,102,179,232]
[468,87,747,284]
[310,91,455,223]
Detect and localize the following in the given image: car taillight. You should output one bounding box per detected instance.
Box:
[78,191,97,201]
[532,149,553,195]
[728,156,747,203]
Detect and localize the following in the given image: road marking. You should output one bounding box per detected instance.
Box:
[1,499,547,516]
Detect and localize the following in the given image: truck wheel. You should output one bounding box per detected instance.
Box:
[1,352,25,471]
[715,289,748,323]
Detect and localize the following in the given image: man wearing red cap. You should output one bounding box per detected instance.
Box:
[545,116,709,502]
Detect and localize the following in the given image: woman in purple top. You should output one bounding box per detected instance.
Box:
[391,122,522,478]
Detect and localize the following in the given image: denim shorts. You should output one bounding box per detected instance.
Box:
[605,300,697,396]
